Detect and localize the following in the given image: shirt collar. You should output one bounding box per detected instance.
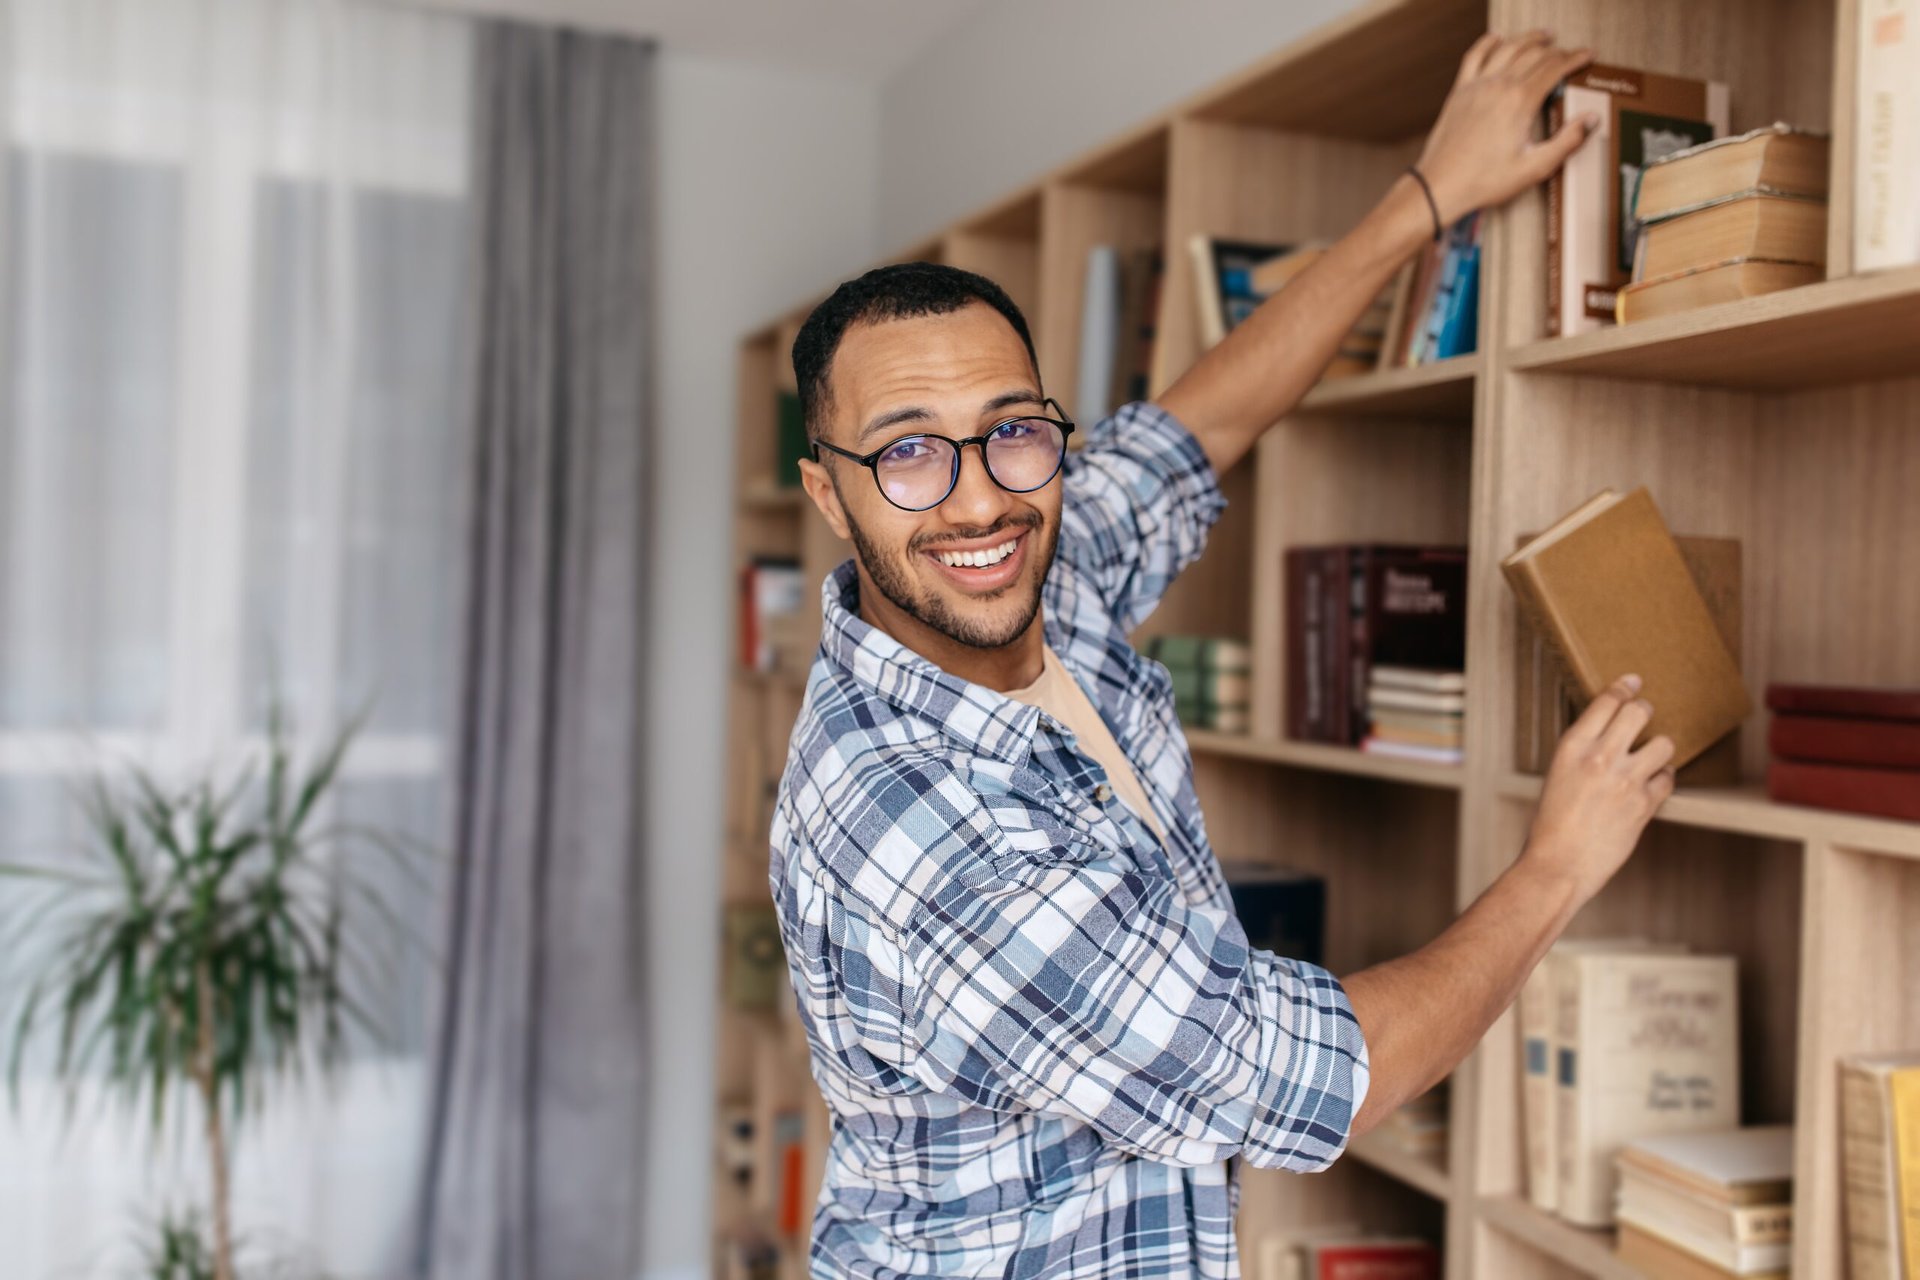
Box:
[818,558,1043,769]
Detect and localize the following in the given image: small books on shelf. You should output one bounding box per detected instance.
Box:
[1364,666,1465,764]
[1766,683,1920,823]
[1614,1126,1794,1277]
[1545,63,1729,336]
[1074,244,1164,421]
[1383,1083,1448,1157]
[1249,1226,1438,1280]
[739,558,808,675]
[1285,545,1467,750]
[1553,949,1742,1227]
[1500,487,1751,770]
[1511,532,1743,786]
[1217,860,1325,966]
[1249,243,1409,379]
[1393,213,1482,367]
[1634,124,1831,224]
[1189,235,1291,348]
[1146,634,1251,734]
[1855,0,1920,270]
[1840,1053,1920,1279]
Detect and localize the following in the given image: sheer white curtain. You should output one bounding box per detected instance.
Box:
[0,1,474,1275]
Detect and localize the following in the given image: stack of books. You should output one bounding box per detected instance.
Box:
[1283,545,1466,749]
[1840,1053,1920,1277]
[1546,62,1728,337]
[1363,667,1465,765]
[1250,1227,1438,1280]
[1618,124,1830,325]
[1614,1127,1792,1280]
[1247,244,1399,380]
[1146,635,1251,734]
[1766,683,1920,823]
[1518,940,1741,1227]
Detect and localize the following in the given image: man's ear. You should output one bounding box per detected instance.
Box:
[799,456,851,541]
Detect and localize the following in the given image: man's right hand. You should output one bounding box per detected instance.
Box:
[1523,674,1677,904]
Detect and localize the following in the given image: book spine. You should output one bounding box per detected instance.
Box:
[1730,1202,1794,1246]
[1766,760,1920,822]
[1891,1065,1920,1278]
[1076,245,1121,423]
[1287,550,1319,741]
[1553,951,1587,1221]
[1770,713,1920,768]
[1856,0,1920,270]
[1765,683,1920,720]
[1546,88,1566,337]
[1842,1060,1900,1280]
[1327,547,1353,745]
[1348,548,1370,746]
[1189,235,1225,349]
[1519,958,1558,1212]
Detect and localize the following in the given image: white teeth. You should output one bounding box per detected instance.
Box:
[937,538,1019,569]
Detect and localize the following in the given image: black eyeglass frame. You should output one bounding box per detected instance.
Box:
[809,397,1078,513]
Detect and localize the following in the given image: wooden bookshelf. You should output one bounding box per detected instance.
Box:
[715,0,1915,1276]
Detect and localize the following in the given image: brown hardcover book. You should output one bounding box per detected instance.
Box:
[1617,258,1823,324]
[1513,533,1742,784]
[1545,64,1729,336]
[1766,760,1920,822]
[1765,683,1920,722]
[1769,713,1920,768]
[1502,489,1750,770]
[1616,1223,1785,1280]
[1635,123,1831,223]
[1285,548,1331,742]
[1637,193,1828,281]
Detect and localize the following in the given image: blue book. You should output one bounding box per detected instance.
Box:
[1433,244,1481,360]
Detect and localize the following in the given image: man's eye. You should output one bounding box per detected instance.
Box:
[881,439,932,465]
[994,419,1038,440]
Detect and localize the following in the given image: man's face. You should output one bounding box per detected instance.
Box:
[799,303,1061,652]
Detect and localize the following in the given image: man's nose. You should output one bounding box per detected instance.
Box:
[938,441,1013,527]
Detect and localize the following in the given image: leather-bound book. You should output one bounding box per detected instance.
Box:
[1765,683,1920,721]
[1769,714,1920,768]
[1501,488,1751,770]
[1766,760,1920,822]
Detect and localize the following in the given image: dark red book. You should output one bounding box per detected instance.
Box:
[1310,1241,1440,1280]
[1770,713,1920,768]
[1767,759,1920,822]
[1285,548,1327,742]
[1765,683,1920,722]
[1346,545,1468,746]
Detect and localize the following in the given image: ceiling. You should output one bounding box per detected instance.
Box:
[403,0,998,82]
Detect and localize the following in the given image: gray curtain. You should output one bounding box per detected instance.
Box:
[415,21,654,1280]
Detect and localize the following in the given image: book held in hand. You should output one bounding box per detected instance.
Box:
[1501,488,1750,770]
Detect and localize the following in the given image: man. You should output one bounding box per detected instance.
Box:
[772,32,1675,1280]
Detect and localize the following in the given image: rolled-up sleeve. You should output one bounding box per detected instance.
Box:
[1057,400,1227,633]
[902,850,1369,1172]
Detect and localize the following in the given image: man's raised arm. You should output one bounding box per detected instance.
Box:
[1158,31,1596,479]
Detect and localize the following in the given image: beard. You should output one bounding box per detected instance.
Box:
[842,500,1056,651]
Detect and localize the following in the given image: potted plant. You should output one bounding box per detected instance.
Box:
[2,704,432,1280]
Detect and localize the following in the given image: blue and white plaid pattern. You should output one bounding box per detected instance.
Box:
[770,402,1370,1279]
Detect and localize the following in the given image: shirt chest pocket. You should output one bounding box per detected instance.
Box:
[984,768,1156,880]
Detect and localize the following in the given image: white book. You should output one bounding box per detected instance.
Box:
[1076,245,1121,422]
[1857,0,1920,269]
[1369,665,1467,693]
[1367,686,1466,714]
[1359,737,1462,765]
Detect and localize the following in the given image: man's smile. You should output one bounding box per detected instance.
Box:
[921,527,1030,594]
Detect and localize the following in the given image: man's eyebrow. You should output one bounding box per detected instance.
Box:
[854,390,1045,446]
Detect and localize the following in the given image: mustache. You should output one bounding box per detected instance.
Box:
[909,511,1043,555]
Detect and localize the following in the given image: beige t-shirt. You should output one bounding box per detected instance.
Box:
[1003,645,1166,845]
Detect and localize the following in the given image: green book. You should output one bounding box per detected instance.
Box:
[1149,634,1251,675]
[776,391,808,489]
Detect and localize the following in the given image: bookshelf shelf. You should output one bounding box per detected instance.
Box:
[1295,354,1479,418]
[1495,772,1920,860]
[1507,265,1920,390]
[720,1,1906,1276]
[1347,1129,1453,1203]
[1475,1197,1638,1280]
[1186,728,1464,791]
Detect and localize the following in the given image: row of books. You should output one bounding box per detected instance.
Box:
[1766,684,1920,823]
[739,558,809,675]
[1146,634,1251,733]
[1613,1126,1793,1279]
[1841,1052,1920,1279]
[1283,544,1466,749]
[1548,29,1920,338]
[1074,244,1162,423]
[1519,940,1741,1228]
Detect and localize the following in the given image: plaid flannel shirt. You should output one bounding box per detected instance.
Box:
[769,401,1370,1280]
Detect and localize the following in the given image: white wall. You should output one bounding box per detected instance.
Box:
[645,49,879,1280]
[875,0,1360,249]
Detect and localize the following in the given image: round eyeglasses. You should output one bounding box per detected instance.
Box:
[810,401,1076,513]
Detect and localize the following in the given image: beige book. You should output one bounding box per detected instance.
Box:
[1636,193,1827,281]
[1519,939,1679,1213]
[1842,1054,1920,1280]
[1616,258,1824,325]
[1555,952,1740,1226]
[1856,0,1920,270]
[1635,124,1830,222]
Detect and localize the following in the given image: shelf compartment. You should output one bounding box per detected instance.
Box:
[1496,772,1920,860]
[1476,1196,1639,1280]
[1507,266,1920,391]
[1345,1126,1451,1202]
[1036,163,1168,413]
[1188,729,1463,791]
[1239,1156,1448,1270]
[1296,354,1479,418]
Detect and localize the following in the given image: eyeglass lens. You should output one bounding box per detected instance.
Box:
[875,419,1066,511]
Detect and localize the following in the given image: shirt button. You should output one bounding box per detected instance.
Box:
[1093,782,1113,803]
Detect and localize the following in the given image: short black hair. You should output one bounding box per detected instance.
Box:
[791,261,1038,442]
